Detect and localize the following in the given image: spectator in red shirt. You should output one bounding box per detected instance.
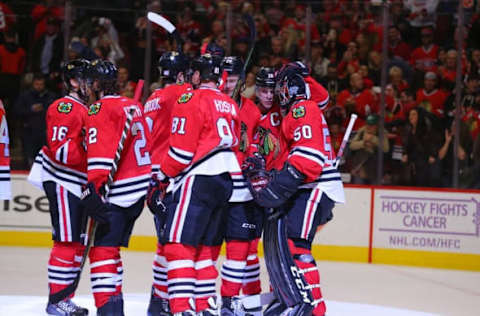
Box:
[338,41,360,79]
[31,0,63,41]
[388,25,411,61]
[389,66,409,93]
[337,72,378,129]
[438,49,461,90]
[410,27,438,74]
[0,30,26,108]
[416,71,448,119]
[0,2,16,34]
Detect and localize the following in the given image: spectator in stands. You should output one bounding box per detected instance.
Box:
[337,72,378,129]
[91,17,124,66]
[404,0,439,46]
[264,0,284,33]
[311,42,330,80]
[269,36,289,68]
[0,2,16,37]
[117,66,135,98]
[32,17,63,92]
[410,26,439,85]
[319,63,346,106]
[468,48,480,78]
[438,119,473,187]
[349,114,390,184]
[389,66,409,93]
[402,107,440,186]
[388,25,411,61]
[14,74,56,167]
[0,30,26,108]
[31,0,63,41]
[438,49,461,91]
[338,41,360,80]
[416,71,448,119]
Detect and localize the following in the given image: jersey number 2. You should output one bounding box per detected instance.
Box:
[132,122,151,166]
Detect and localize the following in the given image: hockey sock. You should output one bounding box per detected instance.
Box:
[211,245,221,264]
[164,242,196,313]
[220,240,249,297]
[242,238,261,295]
[195,244,218,312]
[89,246,121,308]
[152,243,168,299]
[48,241,81,298]
[288,239,326,316]
[115,251,123,296]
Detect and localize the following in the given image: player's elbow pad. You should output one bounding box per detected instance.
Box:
[255,162,305,209]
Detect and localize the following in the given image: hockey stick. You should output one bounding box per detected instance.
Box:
[147,12,182,52]
[336,113,358,159]
[231,14,256,104]
[49,80,144,304]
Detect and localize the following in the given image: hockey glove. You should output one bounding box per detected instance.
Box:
[146,174,169,216]
[254,162,305,209]
[242,153,269,193]
[80,182,109,224]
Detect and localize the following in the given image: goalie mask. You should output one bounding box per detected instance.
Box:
[256,67,276,110]
[191,54,223,84]
[276,73,310,116]
[62,59,91,103]
[158,51,189,84]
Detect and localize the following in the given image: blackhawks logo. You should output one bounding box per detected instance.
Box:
[257,126,280,158]
[292,106,306,119]
[88,102,102,115]
[178,92,193,104]
[57,102,72,114]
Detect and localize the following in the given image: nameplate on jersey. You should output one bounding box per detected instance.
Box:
[292,106,306,119]
[123,105,143,118]
[88,102,102,115]
[144,97,161,113]
[178,92,193,104]
[214,99,237,115]
[57,102,73,114]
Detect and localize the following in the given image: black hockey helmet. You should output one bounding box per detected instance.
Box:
[221,56,244,77]
[89,59,118,95]
[276,72,310,112]
[201,41,225,57]
[62,59,91,102]
[158,51,189,83]
[256,67,276,88]
[191,54,223,82]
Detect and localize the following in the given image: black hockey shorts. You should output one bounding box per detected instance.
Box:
[280,188,334,249]
[43,181,87,243]
[223,200,264,242]
[154,192,173,244]
[93,197,145,247]
[163,173,233,247]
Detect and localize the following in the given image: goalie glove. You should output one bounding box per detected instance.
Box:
[146,172,169,216]
[80,182,109,224]
[242,153,269,193]
[254,162,305,209]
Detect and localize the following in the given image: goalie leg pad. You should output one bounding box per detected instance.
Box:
[289,239,326,316]
[263,214,314,315]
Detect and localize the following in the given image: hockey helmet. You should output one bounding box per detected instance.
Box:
[89,59,118,95]
[276,72,310,113]
[276,61,310,82]
[158,51,189,83]
[256,67,276,88]
[62,59,91,102]
[201,41,225,57]
[221,56,244,77]
[191,54,223,82]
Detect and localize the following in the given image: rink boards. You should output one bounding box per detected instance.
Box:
[1,173,479,271]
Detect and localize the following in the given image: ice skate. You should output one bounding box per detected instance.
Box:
[46,299,89,316]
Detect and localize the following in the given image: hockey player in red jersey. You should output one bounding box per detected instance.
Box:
[218,56,264,315]
[82,60,151,315]
[27,59,91,316]
[249,70,345,316]
[144,51,192,316]
[156,54,241,315]
[0,100,11,200]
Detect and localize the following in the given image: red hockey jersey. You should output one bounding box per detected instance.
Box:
[253,105,282,171]
[416,88,448,118]
[160,86,242,192]
[305,76,330,109]
[275,100,344,203]
[0,104,10,200]
[410,45,439,72]
[144,83,192,175]
[28,96,88,197]
[86,95,152,207]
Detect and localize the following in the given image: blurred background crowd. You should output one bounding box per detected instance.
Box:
[1,0,479,189]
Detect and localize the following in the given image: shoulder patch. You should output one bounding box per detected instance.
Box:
[177,92,193,104]
[292,105,306,119]
[57,102,73,114]
[88,102,102,116]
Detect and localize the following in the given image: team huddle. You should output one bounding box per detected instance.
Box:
[28,46,345,316]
